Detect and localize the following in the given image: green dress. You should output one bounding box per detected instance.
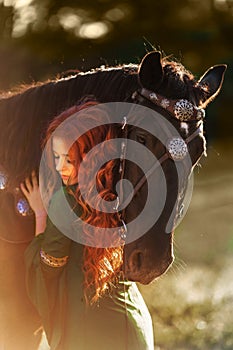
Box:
[25,186,154,350]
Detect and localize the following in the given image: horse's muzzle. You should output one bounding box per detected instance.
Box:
[123,245,174,284]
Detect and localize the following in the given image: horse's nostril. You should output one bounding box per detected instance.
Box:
[130,251,143,271]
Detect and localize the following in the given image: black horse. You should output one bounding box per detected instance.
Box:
[0,51,226,349]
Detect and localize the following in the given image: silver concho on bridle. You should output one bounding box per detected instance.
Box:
[174,99,194,121]
[167,137,188,161]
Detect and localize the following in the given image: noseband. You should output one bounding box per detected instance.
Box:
[116,88,205,239]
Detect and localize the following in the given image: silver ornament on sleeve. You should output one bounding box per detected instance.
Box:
[174,99,194,121]
[167,137,188,161]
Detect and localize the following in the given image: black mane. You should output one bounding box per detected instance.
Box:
[0,65,139,186]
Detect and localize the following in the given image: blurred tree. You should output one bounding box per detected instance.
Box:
[0,3,13,39]
[1,0,232,70]
[0,0,232,137]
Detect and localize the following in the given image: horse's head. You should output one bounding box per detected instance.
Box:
[123,51,226,283]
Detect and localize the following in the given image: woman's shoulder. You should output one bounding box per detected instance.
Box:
[46,184,82,239]
[49,185,79,212]
[51,184,75,200]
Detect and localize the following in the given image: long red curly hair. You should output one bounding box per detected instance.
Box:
[42,99,124,304]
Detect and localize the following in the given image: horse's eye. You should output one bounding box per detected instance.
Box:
[136,134,146,145]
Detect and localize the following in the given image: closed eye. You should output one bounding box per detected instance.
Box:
[53,153,73,164]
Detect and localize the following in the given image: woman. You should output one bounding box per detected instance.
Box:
[21,100,154,350]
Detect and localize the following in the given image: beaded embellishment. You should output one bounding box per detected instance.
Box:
[40,249,69,268]
[167,137,188,161]
[160,98,170,109]
[149,92,158,101]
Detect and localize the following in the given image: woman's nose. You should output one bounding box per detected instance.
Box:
[55,158,65,172]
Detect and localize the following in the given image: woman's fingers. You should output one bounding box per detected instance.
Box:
[20,171,45,214]
[31,170,38,187]
[20,182,29,197]
[21,171,38,194]
[25,176,33,192]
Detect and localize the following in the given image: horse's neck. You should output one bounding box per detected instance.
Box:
[0,65,139,181]
[58,67,139,103]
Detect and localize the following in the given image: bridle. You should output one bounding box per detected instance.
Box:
[116,87,206,240]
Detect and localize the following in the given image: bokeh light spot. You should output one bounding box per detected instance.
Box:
[105,8,125,21]
[78,21,109,39]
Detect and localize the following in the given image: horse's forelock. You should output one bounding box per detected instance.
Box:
[159,59,206,106]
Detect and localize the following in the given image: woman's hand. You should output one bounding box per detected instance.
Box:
[20,170,46,217]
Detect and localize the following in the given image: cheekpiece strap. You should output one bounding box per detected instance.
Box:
[132,88,205,122]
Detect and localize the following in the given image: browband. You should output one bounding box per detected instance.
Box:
[132,88,205,122]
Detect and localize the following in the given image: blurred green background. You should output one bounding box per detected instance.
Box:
[0,1,232,349]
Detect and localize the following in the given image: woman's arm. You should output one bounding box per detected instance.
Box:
[20,170,47,235]
[22,170,73,273]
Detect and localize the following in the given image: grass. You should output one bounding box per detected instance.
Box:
[140,261,233,349]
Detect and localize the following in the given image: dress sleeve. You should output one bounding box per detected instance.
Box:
[24,187,80,348]
[24,231,68,348]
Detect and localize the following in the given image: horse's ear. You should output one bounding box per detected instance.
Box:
[138,51,164,90]
[198,64,227,106]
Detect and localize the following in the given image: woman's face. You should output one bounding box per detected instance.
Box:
[52,136,77,185]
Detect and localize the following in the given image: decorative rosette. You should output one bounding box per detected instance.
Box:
[167,137,188,161]
[174,99,194,121]
[160,99,170,109]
